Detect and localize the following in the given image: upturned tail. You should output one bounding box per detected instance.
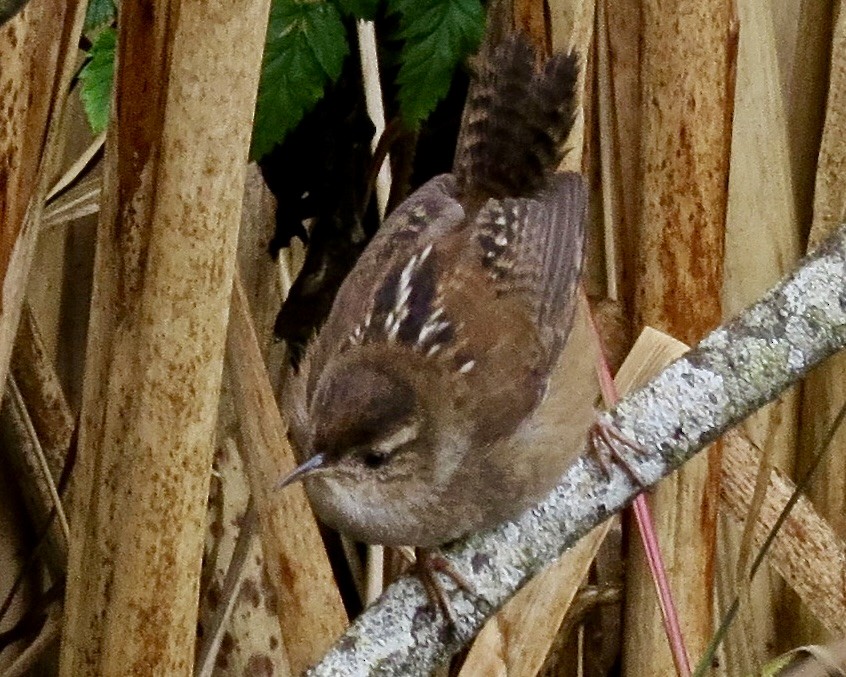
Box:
[453,33,579,200]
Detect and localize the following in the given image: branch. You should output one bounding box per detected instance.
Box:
[308,224,846,676]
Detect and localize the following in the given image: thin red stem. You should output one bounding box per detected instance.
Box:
[584,291,692,677]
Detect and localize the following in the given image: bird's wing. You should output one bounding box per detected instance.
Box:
[303,174,466,400]
[473,171,587,362]
[429,171,588,443]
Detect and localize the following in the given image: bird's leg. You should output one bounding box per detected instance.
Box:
[588,416,648,488]
[402,547,475,627]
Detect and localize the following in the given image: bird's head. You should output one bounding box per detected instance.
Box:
[280,353,449,501]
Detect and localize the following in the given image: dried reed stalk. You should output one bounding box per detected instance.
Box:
[0,378,68,571]
[513,0,550,52]
[0,0,85,420]
[604,0,640,310]
[595,0,624,302]
[793,0,846,647]
[716,1,802,672]
[635,0,736,345]
[59,2,271,673]
[0,3,84,667]
[357,17,392,604]
[41,173,103,232]
[778,1,834,233]
[721,431,846,636]
[626,2,736,672]
[196,166,293,675]
[549,0,595,176]
[11,304,75,481]
[591,9,638,664]
[227,274,348,673]
[2,302,75,573]
[1,601,62,677]
[0,465,37,671]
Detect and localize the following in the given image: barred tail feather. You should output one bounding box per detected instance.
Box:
[454,33,579,200]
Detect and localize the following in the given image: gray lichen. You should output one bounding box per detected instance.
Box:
[308,225,846,676]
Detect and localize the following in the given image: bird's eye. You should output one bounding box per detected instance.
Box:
[361,450,389,469]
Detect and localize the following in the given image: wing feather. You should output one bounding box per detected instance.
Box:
[303,174,466,399]
[473,171,587,363]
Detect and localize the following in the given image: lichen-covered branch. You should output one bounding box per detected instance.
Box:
[308,224,846,676]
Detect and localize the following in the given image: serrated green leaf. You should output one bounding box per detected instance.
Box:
[251,0,350,160]
[395,2,446,37]
[79,27,116,134]
[334,0,381,20]
[387,0,484,126]
[83,0,116,34]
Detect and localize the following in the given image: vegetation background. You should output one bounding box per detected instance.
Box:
[0,0,845,674]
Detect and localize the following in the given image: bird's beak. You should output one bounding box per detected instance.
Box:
[275,453,327,491]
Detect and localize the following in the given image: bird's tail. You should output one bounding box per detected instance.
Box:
[453,33,579,200]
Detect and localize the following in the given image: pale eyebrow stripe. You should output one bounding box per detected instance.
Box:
[372,421,420,454]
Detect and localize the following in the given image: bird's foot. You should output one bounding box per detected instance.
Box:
[403,547,475,628]
[588,416,648,488]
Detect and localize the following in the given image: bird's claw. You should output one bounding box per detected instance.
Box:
[588,416,649,488]
[409,547,476,629]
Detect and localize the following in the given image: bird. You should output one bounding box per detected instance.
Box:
[279,32,587,618]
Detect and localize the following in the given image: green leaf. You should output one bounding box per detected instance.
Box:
[79,27,116,134]
[335,0,381,20]
[83,0,116,34]
[388,0,484,126]
[251,0,350,160]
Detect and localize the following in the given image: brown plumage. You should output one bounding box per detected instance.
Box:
[282,34,586,560]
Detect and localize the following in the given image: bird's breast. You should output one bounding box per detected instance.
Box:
[303,473,480,547]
